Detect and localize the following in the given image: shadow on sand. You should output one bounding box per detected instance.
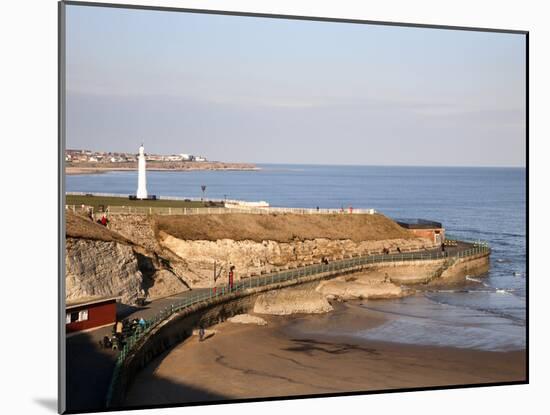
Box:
[121,376,229,410]
[65,330,229,413]
[66,330,116,413]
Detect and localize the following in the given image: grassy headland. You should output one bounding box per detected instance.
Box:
[155,213,415,243]
[66,210,130,243]
[66,194,223,210]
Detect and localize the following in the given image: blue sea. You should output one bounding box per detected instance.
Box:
[67,164,526,351]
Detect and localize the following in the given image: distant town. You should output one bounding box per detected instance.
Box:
[66,149,208,163]
[65,149,258,175]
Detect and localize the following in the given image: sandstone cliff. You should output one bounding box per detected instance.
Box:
[65,211,189,305]
[66,211,436,304]
[66,238,144,304]
[159,233,434,287]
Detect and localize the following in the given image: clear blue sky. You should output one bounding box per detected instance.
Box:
[65,4,526,167]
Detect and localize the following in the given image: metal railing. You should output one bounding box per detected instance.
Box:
[67,204,376,216]
[107,206,228,215]
[67,191,227,203]
[104,241,490,406]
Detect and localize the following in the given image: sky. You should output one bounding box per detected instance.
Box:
[65,5,526,167]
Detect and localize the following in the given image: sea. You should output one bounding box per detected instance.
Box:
[66,164,527,352]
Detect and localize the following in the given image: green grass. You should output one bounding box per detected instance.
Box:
[66,194,223,210]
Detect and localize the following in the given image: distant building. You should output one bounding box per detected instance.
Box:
[166,155,182,161]
[66,296,118,334]
[146,155,163,161]
[395,218,445,245]
[65,149,208,164]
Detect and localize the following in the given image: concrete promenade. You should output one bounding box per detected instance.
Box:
[66,241,482,412]
[66,288,211,412]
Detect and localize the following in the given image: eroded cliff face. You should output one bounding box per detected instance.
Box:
[107,214,162,253]
[66,238,145,304]
[65,236,191,305]
[66,212,439,304]
[159,232,436,287]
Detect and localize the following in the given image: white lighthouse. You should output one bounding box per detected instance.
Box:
[136,144,148,199]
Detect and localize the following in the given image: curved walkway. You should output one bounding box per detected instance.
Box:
[65,240,489,412]
[105,240,489,407]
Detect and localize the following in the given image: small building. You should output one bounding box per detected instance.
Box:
[65,296,118,334]
[166,155,182,161]
[395,218,445,245]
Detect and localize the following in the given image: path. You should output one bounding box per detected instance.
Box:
[66,240,480,412]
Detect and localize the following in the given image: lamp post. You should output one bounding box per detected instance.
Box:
[201,185,206,204]
[228,265,235,292]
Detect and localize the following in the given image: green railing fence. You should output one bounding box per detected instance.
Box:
[105,240,490,406]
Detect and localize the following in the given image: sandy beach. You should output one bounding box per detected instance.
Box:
[124,302,526,407]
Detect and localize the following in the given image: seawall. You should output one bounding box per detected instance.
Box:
[107,250,489,408]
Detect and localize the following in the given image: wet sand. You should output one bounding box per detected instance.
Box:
[125,302,526,407]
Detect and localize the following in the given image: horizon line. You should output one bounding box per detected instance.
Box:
[246,161,526,169]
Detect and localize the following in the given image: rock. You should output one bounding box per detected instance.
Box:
[66,238,144,305]
[65,237,189,305]
[227,314,267,325]
[159,232,435,288]
[107,214,162,253]
[254,288,333,315]
[316,274,404,301]
[145,269,190,300]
